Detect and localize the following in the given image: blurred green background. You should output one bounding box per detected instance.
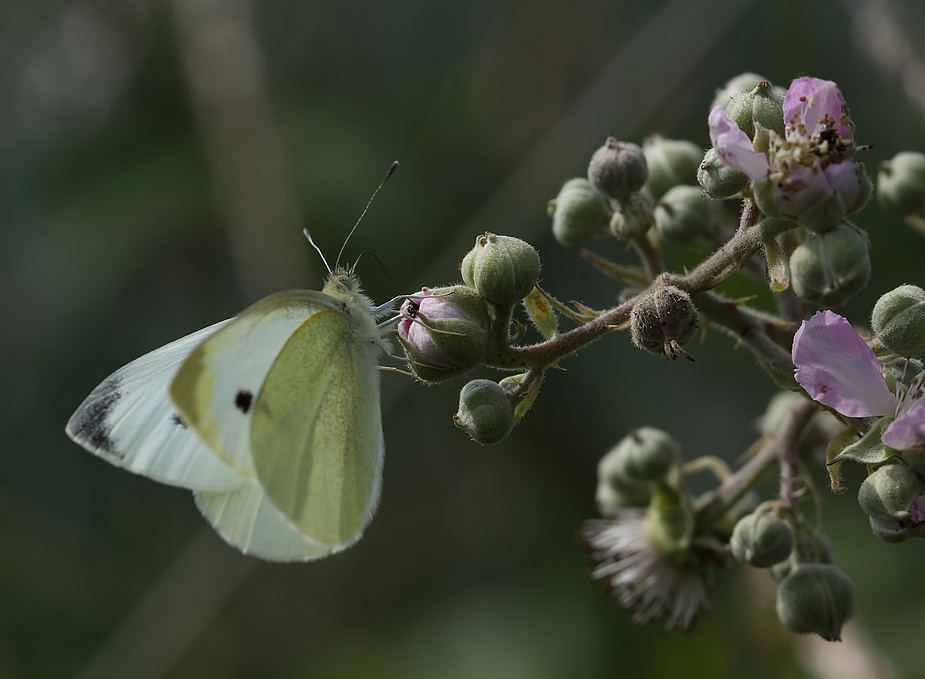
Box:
[3,0,925,676]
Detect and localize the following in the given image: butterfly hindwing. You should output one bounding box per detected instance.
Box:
[65,321,245,491]
[250,305,383,546]
[194,482,351,562]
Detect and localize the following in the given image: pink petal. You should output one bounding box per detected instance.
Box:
[883,402,925,451]
[784,77,852,141]
[792,310,895,417]
[708,105,769,180]
[823,160,860,209]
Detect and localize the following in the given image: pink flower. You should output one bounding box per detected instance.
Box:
[792,310,925,450]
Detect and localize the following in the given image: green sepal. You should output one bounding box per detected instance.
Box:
[831,417,898,466]
[761,233,790,292]
[499,372,542,423]
[824,427,857,493]
[523,286,558,339]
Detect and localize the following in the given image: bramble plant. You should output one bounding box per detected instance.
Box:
[397,74,925,641]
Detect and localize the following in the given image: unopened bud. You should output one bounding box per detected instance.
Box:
[722,81,785,138]
[453,379,514,445]
[697,147,750,199]
[711,72,784,111]
[871,285,925,357]
[460,233,541,306]
[609,191,655,240]
[858,462,924,524]
[730,512,793,568]
[776,564,856,641]
[548,178,611,246]
[654,185,712,243]
[642,135,703,200]
[877,151,925,217]
[397,286,490,382]
[789,226,871,307]
[587,137,648,201]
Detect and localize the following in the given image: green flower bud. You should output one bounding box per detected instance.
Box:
[397,286,490,382]
[877,151,925,216]
[730,512,793,568]
[776,564,856,641]
[453,379,515,445]
[630,284,699,360]
[789,226,871,307]
[460,233,541,306]
[857,462,924,523]
[711,72,784,111]
[548,178,611,246]
[641,135,703,200]
[654,185,713,243]
[604,427,681,484]
[609,191,655,240]
[594,429,680,513]
[697,147,749,199]
[587,137,648,201]
[722,81,785,139]
[871,285,925,357]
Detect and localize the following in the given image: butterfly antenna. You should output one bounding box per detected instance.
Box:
[335,160,399,269]
[303,228,333,275]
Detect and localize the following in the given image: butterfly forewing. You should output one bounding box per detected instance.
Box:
[169,291,341,479]
[65,320,245,491]
[250,306,383,545]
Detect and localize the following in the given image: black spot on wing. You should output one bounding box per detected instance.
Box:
[170,413,189,428]
[71,376,122,457]
[235,389,253,414]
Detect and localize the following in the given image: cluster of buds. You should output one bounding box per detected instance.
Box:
[399,69,925,643]
[397,232,542,444]
[548,133,715,248]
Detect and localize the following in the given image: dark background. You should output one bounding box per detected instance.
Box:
[3,0,925,676]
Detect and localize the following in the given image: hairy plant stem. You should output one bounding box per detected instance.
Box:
[693,398,818,529]
[485,201,801,372]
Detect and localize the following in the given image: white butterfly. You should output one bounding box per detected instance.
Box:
[67,266,403,562]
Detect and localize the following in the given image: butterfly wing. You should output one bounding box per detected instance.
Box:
[194,482,355,562]
[169,291,338,479]
[249,303,383,546]
[170,289,384,558]
[65,321,246,491]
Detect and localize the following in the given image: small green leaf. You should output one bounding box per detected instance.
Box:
[523,286,558,339]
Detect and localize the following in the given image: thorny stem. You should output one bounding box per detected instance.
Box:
[485,200,801,373]
[694,398,818,529]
